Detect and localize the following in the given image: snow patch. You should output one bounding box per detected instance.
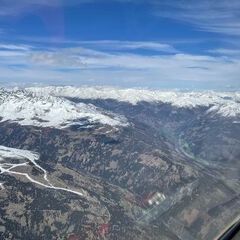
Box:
[0,145,86,197]
[0,145,39,162]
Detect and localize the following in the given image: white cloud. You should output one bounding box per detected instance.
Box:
[154,0,240,36]
[0,50,27,57]
[0,42,239,88]
[208,48,240,57]
[28,41,177,68]
[1,0,240,39]
[0,44,31,51]
[77,40,177,53]
[0,43,30,59]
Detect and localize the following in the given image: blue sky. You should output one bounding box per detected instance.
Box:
[0,0,240,90]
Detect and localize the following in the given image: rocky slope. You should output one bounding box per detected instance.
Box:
[0,87,240,240]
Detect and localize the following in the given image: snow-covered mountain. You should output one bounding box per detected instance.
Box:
[27,86,240,118]
[1,86,240,240]
[0,89,128,128]
[0,86,239,130]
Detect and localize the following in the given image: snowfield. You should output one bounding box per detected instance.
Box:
[0,89,128,128]
[0,145,39,163]
[0,87,239,129]
[27,86,240,118]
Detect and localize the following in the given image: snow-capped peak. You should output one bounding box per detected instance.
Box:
[26,86,240,118]
[0,89,128,128]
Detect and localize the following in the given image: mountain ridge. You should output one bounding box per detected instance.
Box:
[26,86,240,118]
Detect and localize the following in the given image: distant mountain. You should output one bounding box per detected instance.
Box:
[27,86,240,117]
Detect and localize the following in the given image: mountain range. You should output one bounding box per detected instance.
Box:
[0,86,239,240]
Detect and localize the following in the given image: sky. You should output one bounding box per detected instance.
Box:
[0,0,240,90]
